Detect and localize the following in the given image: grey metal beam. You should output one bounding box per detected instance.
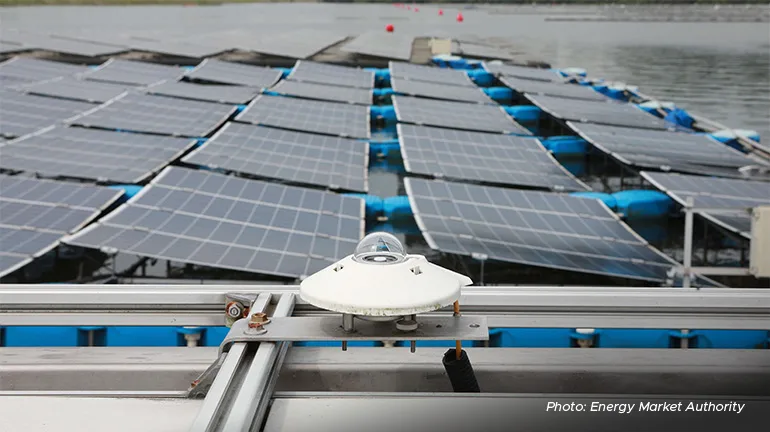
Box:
[2,285,769,329]
[3,347,769,396]
[263,394,770,432]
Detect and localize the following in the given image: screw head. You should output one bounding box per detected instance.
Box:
[226,302,244,319]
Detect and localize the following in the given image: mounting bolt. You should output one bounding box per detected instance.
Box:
[248,312,270,328]
[396,319,419,332]
[226,302,244,319]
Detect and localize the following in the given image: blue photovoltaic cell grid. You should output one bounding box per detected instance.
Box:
[0,174,123,278]
[569,122,763,178]
[405,177,682,282]
[398,124,587,191]
[183,122,368,192]
[1,126,196,184]
[64,166,365,279]
[69,92,236,137]
[235,95,370,139]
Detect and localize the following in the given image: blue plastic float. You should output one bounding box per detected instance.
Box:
[613,190,673,219]
[503,105,541,123]
[540,136,589,156]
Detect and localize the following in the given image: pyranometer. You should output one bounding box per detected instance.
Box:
[300,232,472,318]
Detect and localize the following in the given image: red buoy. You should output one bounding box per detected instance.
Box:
[456,12,464,22]
[385,24,394,33]
[415,7,419,12]
[406,5,411,10]
[438,9,444,16]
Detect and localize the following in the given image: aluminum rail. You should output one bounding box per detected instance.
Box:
[1,285,770,329]
[189,293,294,432]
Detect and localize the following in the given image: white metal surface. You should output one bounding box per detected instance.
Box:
[750,206,770,278]
[0,397,201,432]
[300,233,471,316]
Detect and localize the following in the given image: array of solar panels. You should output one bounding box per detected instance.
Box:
[642,172,770,239]
[406,178,690,282]
[0,28,351,59]
[64,167,365,279]
[0,55,380,279]
[0,175,123,278]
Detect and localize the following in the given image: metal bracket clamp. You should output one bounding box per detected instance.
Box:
[218,316,488,353]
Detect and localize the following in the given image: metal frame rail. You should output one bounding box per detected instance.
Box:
[2,285,770,432]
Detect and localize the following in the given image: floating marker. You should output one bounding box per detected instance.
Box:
[439,9,444,15]
[386,24,394,33]
[456,12,464,22]
[415,7,419,12]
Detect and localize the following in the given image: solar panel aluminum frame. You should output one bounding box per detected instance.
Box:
[236,94,372,140]
[65,91,238,139]
[402,178,718,284]
[4,124,199,185]
[62,167,367,279]
[287,60,375,89]
[395,123,589,192]
[183,58,282,88]
[391,95,531,136]
[182,122,371,193]
[0,180,123,278]
[639,171,758,239]
[567,121,762,178]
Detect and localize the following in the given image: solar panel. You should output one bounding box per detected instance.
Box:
[0,57,88,87]
[123,39,226,59]
[0,32,126,57]
[247,29,348,59]
[528,94,672,130]
[388,62,475,87]
[392,95,530,135]
[270,80,372,105]
[569,122,764,177]
[17,76,129,103]
[641,171,770,238]
[236,95,370,140]
[1,126,196,184]
[340,32,413,61]
[398,124,587,192]
[69,92,236,138]
[145,81,260,104]
[391,77,493,105]
[64,166,365,279]
[287,60,374,89]
[184,59,282,88]
[405,178,682,281]
[453,42,516,61]
[0,174,123,278]
[0,41,26,55]
[83,58,184,86]
[500,76,608,102]
[483,62,561,82]
[0,90,93,138]
[183,122,368,192]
